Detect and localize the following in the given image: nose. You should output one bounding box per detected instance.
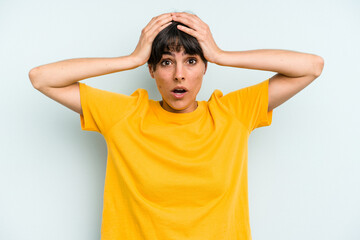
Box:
[174,63,185,81]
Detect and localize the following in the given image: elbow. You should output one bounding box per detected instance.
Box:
[29,67,44,90]
[313,55,324,78]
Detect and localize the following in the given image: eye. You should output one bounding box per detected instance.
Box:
[187,58,197,65]
[160,59,172,66]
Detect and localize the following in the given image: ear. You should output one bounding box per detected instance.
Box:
[148,64,155,79]
[203,62,208,75]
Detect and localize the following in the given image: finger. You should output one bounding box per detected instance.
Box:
[172,11,198,18]
[146,16,172,39]
[176,24,199,39]
[155,21,172,35]
[145,13,172,31]
[175,12,205,26]
[172,12,203,30]
[144,16,172,39]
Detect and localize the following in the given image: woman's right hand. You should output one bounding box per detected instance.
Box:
[130,13,173,67]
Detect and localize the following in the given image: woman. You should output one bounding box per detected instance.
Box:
[29,12,324,240]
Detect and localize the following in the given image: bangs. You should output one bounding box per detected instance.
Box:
[148,21,207,70]
[162,30,202,55]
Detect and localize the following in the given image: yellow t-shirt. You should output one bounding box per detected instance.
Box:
[79,79,273,240]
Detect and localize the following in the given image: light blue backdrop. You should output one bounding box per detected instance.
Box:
[1,0,359,239]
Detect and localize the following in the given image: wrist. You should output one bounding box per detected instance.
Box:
[126,54,144,68]
[111,55,143,72]
[210,49,226,65]
[127,54,144,68]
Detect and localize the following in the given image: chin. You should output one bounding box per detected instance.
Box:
[169,102,188,110]
[170,101,196,113]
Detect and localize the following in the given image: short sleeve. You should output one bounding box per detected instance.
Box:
[220,79,273,132]
[79,83,138,134]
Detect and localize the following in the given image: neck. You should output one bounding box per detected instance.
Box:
[160,101,198,113]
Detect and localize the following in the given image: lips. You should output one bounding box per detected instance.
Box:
[171,86,188,93]
[171,86,188,99]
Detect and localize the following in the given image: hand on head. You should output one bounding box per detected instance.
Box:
[131,13,173,66]
[171,12,222,63]
[130,12,222,67]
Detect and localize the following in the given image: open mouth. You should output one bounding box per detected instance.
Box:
[171,87,188,98]
[171,86,188,93]
[173,89,187,94]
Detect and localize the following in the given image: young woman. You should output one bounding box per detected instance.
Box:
[29,12,324,240]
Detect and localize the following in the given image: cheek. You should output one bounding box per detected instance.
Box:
[155,72,173,88]
[155,79,163,90]
[155,77,170,92]
[191,72,204,87]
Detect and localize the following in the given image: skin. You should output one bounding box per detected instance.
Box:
[29,12,324,116]
[148,50,207,113]
[28,13,174,115]
[170,12,324,112]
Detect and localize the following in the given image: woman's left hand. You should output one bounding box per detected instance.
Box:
[171,12,223,63]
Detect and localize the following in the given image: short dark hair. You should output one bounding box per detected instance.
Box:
[147,21,207,71]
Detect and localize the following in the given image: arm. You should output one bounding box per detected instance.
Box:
[213,50,324,111]
[29,13,173,114]
[172,12,324,111]
[29,56,141,114]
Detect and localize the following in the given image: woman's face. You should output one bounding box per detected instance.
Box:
[148,48,207,113]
